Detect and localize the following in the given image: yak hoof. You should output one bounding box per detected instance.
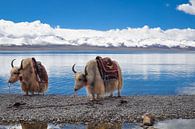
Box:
[118,95,121,98]
[90,98,95,101]
[90,97,96,101]
[109,94,113,98]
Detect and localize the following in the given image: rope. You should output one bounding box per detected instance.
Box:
[8,83,11,93]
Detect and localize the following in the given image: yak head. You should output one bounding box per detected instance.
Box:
[8,59,23,83]
[72,64,87,92]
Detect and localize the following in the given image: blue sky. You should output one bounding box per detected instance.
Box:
[0,0,195,30]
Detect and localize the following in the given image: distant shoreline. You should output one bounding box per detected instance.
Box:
[0,45,195,51]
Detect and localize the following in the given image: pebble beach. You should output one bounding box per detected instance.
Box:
[0,94,195,124]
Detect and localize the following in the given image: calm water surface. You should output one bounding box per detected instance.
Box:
[0,50,195,95]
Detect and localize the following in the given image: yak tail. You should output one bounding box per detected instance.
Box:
[117,64,123,97]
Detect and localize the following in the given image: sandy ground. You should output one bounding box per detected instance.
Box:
[0,94,195,124]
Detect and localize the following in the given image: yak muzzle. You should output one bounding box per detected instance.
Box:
[8,79,16,84]
[8,79,12,83]
[19,76,23,81]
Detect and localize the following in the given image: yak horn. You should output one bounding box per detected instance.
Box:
[11,59,16,68]
[72,64,77,73]
[84,66,88,76]
[18,60,23,71]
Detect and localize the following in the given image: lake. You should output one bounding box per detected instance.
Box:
[0,50,195,96]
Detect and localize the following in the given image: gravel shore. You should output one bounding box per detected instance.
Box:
[0,94,195,124]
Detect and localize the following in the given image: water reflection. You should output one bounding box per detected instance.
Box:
[0,51,195,95]
[1,119,195,129]
[21,122,47,129]
[154,119,195,129]
[86,122,122,129]
[0,122,141,129]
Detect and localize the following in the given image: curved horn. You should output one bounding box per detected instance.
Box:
[72,64,77,73]
[18,60,23,71]
[11,59,16,68]
[84,66,88,76]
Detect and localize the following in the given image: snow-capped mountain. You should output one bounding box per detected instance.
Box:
[0,19,195,48]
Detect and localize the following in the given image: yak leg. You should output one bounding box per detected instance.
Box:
[118,92,121,97]
[24,91,29,96]
[90,94,95,101]
[22,83,29,96]
[92,94,95,100]
[117,88,121,97]
[109,93,113,97]
[97,94,101,100]
[90,85,95,100]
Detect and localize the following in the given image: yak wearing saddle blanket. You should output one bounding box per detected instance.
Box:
[32,58,48,84]
[96,56,119,80]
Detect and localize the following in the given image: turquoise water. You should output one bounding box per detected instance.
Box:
[0,50,195,96]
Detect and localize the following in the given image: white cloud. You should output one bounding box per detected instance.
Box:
[0,19,195,48]
[177,0,195,15]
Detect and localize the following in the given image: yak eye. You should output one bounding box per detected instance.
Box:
[78,78,82,81]
[13,72,19,74]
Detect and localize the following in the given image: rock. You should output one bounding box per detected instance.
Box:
[142,113,155,126]
[11,102,26,108]
[141,125,157,129]
[142,126,149,129]
[120,100,127,104]
[147,126,157,129]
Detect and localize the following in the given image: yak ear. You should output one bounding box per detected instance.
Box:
[18,60,23,71]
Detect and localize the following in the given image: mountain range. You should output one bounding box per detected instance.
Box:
[0,20,195,49]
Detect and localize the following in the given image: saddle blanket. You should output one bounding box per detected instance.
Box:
[96,56,119,80]
[32,58,48,83]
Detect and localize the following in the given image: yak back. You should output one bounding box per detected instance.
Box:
[96,56,119,80]
[32,58,48,84]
